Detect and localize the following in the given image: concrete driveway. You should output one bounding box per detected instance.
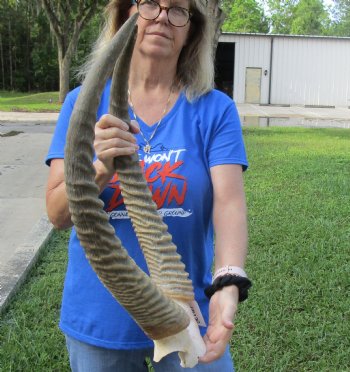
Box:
[0,116,56,311]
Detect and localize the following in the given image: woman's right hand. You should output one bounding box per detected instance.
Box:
[94,114,140,178]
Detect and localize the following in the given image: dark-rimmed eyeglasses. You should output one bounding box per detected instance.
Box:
[136,0,192,27]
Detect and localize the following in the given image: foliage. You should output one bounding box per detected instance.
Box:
[330,0,350,36]
[0,0,34,91]
[0,0,349,94]
[1,127,350,370]
[30,10,59,91]
[0,0,103,93]
[222,0,269,33]
[70,13,104,88]
[223,0,332,35]
[290,0,330,35]
[38,0,106,102]
[267,0,297,34]
[267,0,332,35]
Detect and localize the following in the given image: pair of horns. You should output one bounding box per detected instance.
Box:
[64,13,205,367]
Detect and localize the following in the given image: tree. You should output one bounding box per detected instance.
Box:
[222,0,269,33]
[30,10,60,92]
[267,0,297,34]
[0,0,36,91]
[290,0,330,35]
[39,0,105,102]
[0,1,226,94]
[331,0,350,36]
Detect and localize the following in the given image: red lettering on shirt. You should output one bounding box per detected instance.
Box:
[105,159,187,211]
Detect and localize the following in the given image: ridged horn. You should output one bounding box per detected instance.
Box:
[64,13,190,340]
[108,25,195,304]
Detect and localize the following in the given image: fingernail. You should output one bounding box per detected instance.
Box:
[131,120,140,129]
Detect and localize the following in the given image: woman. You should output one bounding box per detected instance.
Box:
[46,0,250,370]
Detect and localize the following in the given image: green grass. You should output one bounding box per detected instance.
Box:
[232,127,350,371]
[0,127,349,371]
[0,231,70,371]
[0,90,61,112]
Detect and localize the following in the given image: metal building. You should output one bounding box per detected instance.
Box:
[215,33,350,108]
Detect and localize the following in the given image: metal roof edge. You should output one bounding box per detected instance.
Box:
[219,32,350,41]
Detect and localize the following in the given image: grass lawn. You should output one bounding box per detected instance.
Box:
[0,90,61,112]
[0,127,349,371]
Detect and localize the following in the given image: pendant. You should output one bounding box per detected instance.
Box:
[143,144,151,153]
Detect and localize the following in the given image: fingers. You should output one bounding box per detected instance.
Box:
[199,323,234,363]
[97,115,139,134]
[96,115,137,143]
[199,333,228,364]
[199,348,221,364]
[97,114,129,130]
[95,137,139,159]
[95,115,139,156]
[130,120,140,134]
[199,291,237,364]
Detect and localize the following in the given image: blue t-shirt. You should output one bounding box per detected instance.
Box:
[46,80,248,350]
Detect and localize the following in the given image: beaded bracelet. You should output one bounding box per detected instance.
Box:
[204,274,252,302]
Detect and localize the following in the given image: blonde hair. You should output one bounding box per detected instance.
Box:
[77,0,214,101]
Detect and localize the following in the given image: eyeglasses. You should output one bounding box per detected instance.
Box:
[136,0,192,27]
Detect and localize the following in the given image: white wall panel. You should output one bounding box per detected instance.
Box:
[271,37,350,106]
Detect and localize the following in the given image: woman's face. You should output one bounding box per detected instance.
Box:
[131,0,191,62]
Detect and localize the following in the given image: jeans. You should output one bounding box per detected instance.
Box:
[65,335,235,372]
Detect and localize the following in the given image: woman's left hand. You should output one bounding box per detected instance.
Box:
[199,285,239,363]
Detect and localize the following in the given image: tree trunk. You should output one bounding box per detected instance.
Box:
[8,19,13,90]
[208,0,226,54]
[39,1,103,102]
[0,34,4,90]
[26,5,31,91]
[58,51,71,103]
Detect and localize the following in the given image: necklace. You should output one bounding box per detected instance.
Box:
[128,86,173,154]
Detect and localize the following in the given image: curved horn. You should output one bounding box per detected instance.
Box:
[109,29,194,303]
[64,13,189,340]
[65,13,206,366]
